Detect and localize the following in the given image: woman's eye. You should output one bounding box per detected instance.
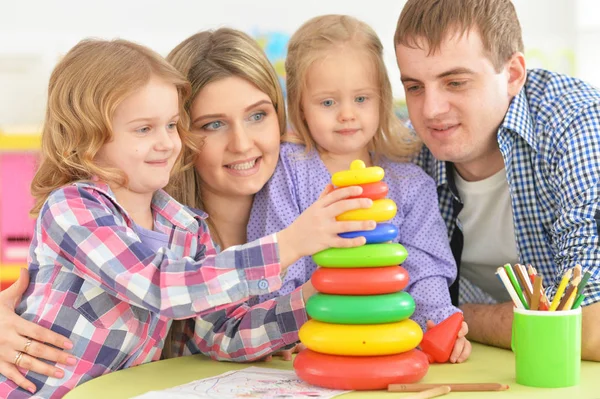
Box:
[250,112,266,122]
[202,121,224,131]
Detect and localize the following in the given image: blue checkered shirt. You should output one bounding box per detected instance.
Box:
[415,69,600,307]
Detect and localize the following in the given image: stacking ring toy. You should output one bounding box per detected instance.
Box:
[312,266,409,295]
[312,243,407,267]
[332,160,384,187]
[337,198,397,222]
[339,181,389,201]
[306,291,415,324]
[299,319,423,356]
[294,349,429,390]
[338,222,398,244]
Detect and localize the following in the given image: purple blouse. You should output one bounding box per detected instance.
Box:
[247,142,460,328]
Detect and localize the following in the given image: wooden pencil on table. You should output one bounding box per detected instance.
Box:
[388,383,510,392]
[400,386,451,399]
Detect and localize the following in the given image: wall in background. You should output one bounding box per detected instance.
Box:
[0,0,592,128]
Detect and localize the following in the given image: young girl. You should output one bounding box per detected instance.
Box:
[247,15,472,363]
[0,38,374,397]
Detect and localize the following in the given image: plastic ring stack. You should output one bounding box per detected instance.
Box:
[293,160,430,390]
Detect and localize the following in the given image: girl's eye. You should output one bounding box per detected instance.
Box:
[202,120,224,131]
[136,126,151,134]
[322,99,334,107]
[167,122,178,130]
[355,96,367,103]
[406,85,421,92]
[250,111,266,122]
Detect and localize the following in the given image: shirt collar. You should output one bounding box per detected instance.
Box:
[74,181,207,231]
[500,86,537,149]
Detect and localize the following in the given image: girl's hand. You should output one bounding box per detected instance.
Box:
[277,185,375,269]
[425,320,471,363]
[261,343,306,362]
[0,269,76,393]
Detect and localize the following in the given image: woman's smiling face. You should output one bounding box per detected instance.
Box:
[189,75,281,199]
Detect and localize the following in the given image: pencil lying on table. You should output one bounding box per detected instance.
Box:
[388,383,509,392]
[401,386,451,399]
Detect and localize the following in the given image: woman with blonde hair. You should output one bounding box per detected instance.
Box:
[0,32,373,396]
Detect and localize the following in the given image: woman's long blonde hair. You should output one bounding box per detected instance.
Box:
[163,28,286,358]
[165,28,286,214]
[285,14,421,162]
[30,38,193,216]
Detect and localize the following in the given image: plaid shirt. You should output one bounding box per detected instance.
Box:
[166,287,308,362]
[0,182,282,398]
[416,69,600,307]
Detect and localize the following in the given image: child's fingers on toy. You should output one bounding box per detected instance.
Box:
[319,186,365,207]
[425,320,436,331]
[457,321,468,338]
[334,220,376,234]
[317,184,335,199]
[333,235,367,248]
[0,363,36,394]
[456,339,472,363]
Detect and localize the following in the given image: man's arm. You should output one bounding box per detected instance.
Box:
[461,302,600,361]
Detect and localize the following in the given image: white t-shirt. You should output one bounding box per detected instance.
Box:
[454,168,519,303]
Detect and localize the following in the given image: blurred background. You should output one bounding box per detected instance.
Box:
[0,0,597,288]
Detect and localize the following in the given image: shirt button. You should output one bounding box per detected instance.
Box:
[258,279,269,290]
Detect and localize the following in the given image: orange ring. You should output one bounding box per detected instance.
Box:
[294,348,429,390]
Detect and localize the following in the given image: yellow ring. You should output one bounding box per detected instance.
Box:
[332,160,384,187]
[299,319,423,356]
[336,198,397,222]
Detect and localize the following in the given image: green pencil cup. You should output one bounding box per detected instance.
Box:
[511,307,581,388]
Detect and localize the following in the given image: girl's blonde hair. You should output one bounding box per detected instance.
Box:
[285,14,421,162]
[31,38,192,216]
[165,28,286,213]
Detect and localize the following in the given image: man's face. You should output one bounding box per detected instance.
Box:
[396,28,522,180]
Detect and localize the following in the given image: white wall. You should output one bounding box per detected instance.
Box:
[0,0,592,129]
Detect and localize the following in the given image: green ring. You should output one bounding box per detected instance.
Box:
[306,291,415,324]
[312,243,408,267]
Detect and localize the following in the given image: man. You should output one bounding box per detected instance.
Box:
[394,0,600,360]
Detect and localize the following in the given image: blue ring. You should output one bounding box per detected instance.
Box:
[339,222,398,244]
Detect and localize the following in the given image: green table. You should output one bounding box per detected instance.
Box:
[64,343,600,398]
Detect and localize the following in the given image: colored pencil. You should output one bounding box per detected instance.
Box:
[514,264,532,306]
[549,269,572,311]
[388,383,509,392]
[496,267,524,309]
[572,294,585,309]
[400,386,451,399]
[504,264,529,309]
[530,275,542,310]
[557,275,580,311]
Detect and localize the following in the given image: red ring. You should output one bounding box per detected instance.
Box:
[335,181,389,200]
[312,266,409,295]
[294,348,429,390]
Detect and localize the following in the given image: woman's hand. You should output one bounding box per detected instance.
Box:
[0,268,76,393]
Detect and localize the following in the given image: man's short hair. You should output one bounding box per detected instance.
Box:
[394,0,524,71]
